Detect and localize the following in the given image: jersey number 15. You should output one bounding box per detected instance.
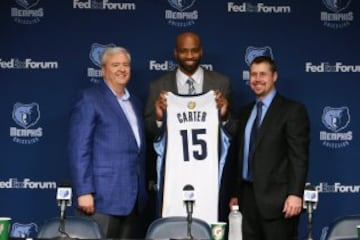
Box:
[180,129,208,161]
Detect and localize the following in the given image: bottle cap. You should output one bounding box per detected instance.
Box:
[231,205,239,211]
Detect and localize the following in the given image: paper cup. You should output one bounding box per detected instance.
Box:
[0,218,11,240]
[210,222,227,240]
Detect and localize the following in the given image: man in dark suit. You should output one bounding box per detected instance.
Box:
[144,31,237,138]
[144,32,237,221]
[228,56,310,240]
[68,46,147,238]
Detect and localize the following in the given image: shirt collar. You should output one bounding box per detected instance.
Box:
[117,88,130,101]
[257,89,276,108]
[176,67,203,85]
[103,80,130,100]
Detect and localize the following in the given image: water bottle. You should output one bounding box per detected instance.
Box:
[228,205,242,240]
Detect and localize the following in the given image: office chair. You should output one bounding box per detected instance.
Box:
[145,216,212,240]
[321,214,360,240]
[37,216,105,239]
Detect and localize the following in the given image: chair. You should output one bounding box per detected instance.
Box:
[37,216,105,239]
[321,214,360,240]
[145,216,212,240]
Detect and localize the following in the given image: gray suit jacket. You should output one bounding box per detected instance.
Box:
[144,68,238,139]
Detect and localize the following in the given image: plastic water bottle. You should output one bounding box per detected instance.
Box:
[228,205,242,240]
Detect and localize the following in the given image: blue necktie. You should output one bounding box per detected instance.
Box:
[247,101,263,181]
[186,78,196,95]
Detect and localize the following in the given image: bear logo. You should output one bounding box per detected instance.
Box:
[245,47,274,66]
[322,106,350,132]
[89,43,116,67]
[12,103,40,129]
[11,223,38,238]
[322,0,351,13]
[15,0,39,9]
[168,0,195,12]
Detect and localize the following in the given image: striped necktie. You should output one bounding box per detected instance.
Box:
[186,78,196,95]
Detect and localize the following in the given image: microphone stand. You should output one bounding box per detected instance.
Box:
[58,217,67,237]
[306,203,313,240]
[186,202,194,240]
[55,202,72,240]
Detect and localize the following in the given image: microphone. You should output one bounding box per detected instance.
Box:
[303,184,318,211]
[56,183,72,220]
[183,184,195,218]
[303,184,318,240]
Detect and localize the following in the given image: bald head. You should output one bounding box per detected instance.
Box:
[175,32,202,49]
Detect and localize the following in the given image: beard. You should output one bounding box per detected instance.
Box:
[177,58,201,75]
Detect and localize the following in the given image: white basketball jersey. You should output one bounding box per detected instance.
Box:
[160,91,220,224]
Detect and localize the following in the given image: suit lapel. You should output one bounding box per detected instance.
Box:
[98,81,141,149]
[202,69,216,92]
[164,72,178,93]
[98,81,126,120]
[257,94,283,143]
[129,96,145,149]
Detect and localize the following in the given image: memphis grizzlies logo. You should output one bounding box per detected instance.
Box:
[10,223,38,238]
[322,0,351,13]
[12,103,40,129]
[12,0,43,24]
[168,0,195,11]
[245,46,274,66]
[322,106,350,132]
[89,43,116,67]
[15,0,39,9]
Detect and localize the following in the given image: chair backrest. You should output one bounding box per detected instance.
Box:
[37,216,105,239]
[323,215,360,240]
[145,216,211,240]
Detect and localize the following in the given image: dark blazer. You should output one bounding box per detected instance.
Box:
[144,68,237,139]
[231,93,310,219]
[68,81,148,216]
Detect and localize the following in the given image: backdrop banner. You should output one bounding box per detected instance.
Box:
[0,1,359,239]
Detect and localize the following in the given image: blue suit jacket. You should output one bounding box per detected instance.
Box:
[68,81,147,216]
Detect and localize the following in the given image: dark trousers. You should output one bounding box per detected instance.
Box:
[76,208,139,239]
[240,182,300,240]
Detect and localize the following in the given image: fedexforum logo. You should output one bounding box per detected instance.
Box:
[228,2,291,13]
[305,62,360,73]
[242,46,274,83]
[10,102,43,144]
[149,60,177,71]
[165,0,198,27]
[0,178,56,189]
[0,58,58,69]
[315,182,360,193]
[320,106,352,148]
[149,60,213,71]
[73,0,136,10]
[87,43,115,83]
[11,0,44,24]
[320,0,354,28]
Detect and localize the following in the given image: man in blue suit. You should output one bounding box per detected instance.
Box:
[68,46,147,238]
